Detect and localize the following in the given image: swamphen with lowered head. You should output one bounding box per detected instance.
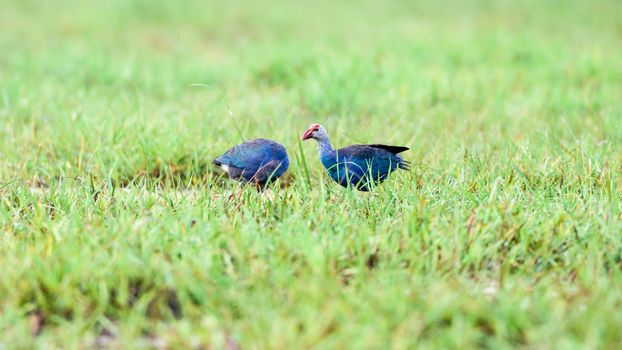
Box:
[213,138,289,189]
[302,124,410,191]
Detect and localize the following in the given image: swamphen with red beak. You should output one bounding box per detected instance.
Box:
[302,124,410,191]
[213,138,289,189]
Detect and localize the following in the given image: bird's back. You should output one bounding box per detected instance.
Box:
[320,144,407,190]
[214,138,289,182]
[338,145,402,171]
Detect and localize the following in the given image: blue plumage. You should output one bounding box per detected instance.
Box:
[213,138,289,188]
[302,124,410,191]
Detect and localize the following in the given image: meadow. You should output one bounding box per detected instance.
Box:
[1,0,622,348]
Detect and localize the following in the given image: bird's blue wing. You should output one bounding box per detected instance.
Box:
[334,146,402,189]
[214,139,289,183]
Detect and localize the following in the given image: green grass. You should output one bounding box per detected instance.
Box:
[1,0,622,348]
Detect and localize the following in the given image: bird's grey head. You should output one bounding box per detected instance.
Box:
[301,123,329,143]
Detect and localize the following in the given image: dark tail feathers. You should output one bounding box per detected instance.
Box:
[368,144,409,154]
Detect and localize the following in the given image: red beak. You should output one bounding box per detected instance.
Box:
[302,129,314,140]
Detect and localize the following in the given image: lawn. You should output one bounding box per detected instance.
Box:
[1,0,622,348]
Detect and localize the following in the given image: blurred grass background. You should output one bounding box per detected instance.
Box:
[1,0,622,348]
[2,0,620,184]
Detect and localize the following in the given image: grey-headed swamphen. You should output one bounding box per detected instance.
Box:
[213,138,289,189]
[302,124,410,191]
